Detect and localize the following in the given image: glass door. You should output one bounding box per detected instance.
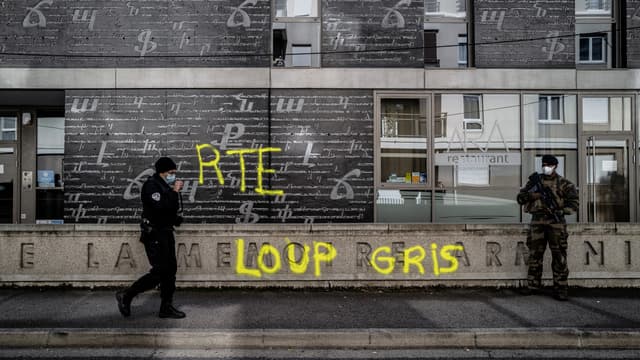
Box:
[583,135,634,222]
[0,112,19,223]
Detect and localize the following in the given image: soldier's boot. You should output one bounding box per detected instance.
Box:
[521,280,541,295]
[116,290,132,317]
[553,288,569,301]
[159,302,186,319]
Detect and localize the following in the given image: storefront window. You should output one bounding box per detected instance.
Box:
[376,190,431,222]
[433,93,520,223]
[582,96,632,132]
[36,112,64,224]
[380,98,428,186]
[523,94,578,222]
[0,116,17,141]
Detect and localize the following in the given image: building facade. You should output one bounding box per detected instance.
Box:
[0,0,639,225]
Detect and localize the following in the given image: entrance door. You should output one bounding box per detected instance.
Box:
[582,135,635,222]
[0,112,19,223]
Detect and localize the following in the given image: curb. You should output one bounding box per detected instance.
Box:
[1,328,640,349]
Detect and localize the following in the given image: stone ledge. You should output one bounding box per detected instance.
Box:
[1,328,640,349]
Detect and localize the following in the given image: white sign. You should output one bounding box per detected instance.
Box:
[435,152,521,166]
[0,164,3,175]
[602,160,617,172]
[458,166,489,186]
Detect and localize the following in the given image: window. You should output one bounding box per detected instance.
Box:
[272,29,287,66]
[35,112,65,224]
[271,22,320,68]
[0,117,17,141]
[463,95,482,131]
[424,30,438,66]
[586,0,609,11]
[458,35,467,66]
[425,0,466,16]
[579,34,606,63]
[379,98,428,186]
[582,96,632,131]
[538,95,563,123]
[291,44,311,67]
[275,0,318,18]
[583,97,609,124]
[425,0,439,13]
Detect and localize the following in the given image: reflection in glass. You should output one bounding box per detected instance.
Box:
[36,116,64,223]
[0,117,17,141]
[582,96,631,131]
[434,94,520,189]
[523,94,578,184]
[377,190,431,222]
[380,98,428,186]
[586,138,629,222]
[381,98,426,138]
[381,149,427,184]
[434,190,519,223]
[275,0,317,17]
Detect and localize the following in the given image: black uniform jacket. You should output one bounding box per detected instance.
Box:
[141,173,180,229]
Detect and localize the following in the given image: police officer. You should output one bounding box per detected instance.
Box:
[517,155,579,301]
[116,157,186,318]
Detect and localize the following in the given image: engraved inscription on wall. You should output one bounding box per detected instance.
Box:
[64,89,374,224]
[0,0,270,67]
[474,0,575,68]
[322,0,424,67]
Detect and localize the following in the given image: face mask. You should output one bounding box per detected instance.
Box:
[542,166,554,176]
[165,174,176,185]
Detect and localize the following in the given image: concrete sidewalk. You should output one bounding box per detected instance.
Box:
[0,287,639,349]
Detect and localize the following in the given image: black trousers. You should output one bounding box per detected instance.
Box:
[127,228,177,304]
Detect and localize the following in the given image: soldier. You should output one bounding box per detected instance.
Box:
[116,157,186,318]
[517,155,579,301]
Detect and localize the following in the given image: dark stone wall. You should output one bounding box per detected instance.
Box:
[321,0,424,67]
[474,0,575,68]
[0,0,270,67]
[63,89,373,224]
[628,0,640,68]
[269,89,374,223]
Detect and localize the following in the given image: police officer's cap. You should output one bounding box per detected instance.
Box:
[541,155,559,166]
[155,157,177,173]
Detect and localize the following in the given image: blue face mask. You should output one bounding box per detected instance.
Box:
[165,174,176,185]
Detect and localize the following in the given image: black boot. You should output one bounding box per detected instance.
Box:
[553,288,569,301]
[159,303,186,319]
[116,290,132,317]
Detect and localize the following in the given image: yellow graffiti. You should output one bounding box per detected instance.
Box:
[235,238,261,278]
[257,244,282,274]
[371,246,394,275]
[439,245,463,274]
[197,145,283,196]
[403,245,426,275]
[368,243,464,277]
[286,239,310,274]
[314,242,337,277]
[430,243,440,276]
[255,147,284,196]
[234,239,336,278]
[196,144,224,186]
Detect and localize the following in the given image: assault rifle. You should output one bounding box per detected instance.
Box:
[528,173,563,223]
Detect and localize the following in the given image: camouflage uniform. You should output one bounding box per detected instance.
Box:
[517,172,579,293]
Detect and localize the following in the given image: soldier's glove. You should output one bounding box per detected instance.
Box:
[140,219,153,234]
